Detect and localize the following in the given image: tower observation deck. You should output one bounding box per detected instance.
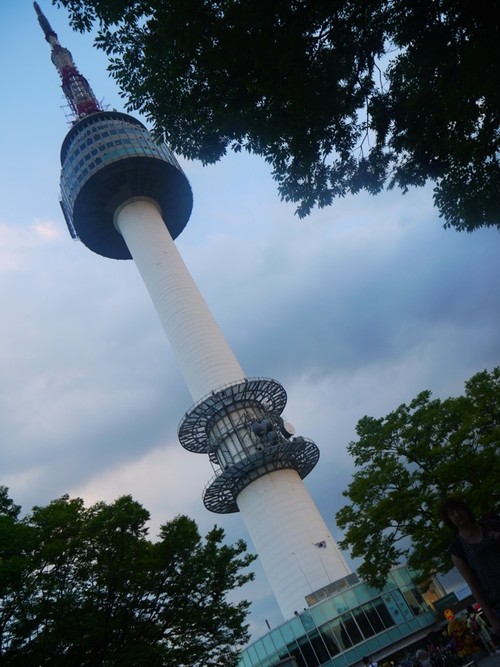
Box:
[35,2,352,619]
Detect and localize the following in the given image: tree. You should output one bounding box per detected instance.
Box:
[0,491,256,666]
[335,367,500,589]
[54,0,500,231]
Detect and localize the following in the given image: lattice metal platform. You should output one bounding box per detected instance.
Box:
[202,438,320,513]
[178,377,287,453]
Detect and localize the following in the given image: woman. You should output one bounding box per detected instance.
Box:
[438,497,500,636]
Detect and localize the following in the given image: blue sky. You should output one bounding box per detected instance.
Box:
[1,0,499,639]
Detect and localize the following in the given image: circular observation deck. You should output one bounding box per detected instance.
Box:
[178,378,288,453]
[203,438,320,514]
[59,111,193,259]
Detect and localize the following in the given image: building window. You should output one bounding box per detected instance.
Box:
[340,614,363,646]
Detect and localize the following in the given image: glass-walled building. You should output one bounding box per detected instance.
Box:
[239,566,437,667]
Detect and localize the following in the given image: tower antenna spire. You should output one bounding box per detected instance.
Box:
[34,2,101,119]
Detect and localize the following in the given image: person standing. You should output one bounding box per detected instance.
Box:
[466,605,497,655]
[438,498,500,635]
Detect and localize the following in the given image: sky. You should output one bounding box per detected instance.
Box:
[1,0,500,642]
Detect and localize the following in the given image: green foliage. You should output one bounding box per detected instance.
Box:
[54,0,500,230]
[335,368,500,589]
[0,492,255,666]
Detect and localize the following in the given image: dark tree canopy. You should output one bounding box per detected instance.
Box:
[54,0,500,231]
[0,491,255,666]
[335,367,500,589]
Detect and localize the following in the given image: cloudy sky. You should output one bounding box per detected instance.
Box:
[1,0,499,640]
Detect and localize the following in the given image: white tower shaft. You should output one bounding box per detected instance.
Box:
[237,469,352,618]
[114,197,352,619]
[115,198,245,402]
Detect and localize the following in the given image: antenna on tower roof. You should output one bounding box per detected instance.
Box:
[34,2,102,120]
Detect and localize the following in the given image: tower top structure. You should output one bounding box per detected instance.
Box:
[34,1,101,120]
[34,2,193,257]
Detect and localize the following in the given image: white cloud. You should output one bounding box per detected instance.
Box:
[0,220,61,271]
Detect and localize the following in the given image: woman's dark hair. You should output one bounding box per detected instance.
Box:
[437,497,476,531]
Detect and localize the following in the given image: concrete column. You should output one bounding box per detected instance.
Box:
[237,469,352,619]
[115,197,245,402]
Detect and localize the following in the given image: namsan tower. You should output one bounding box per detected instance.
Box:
[35,3,352,619]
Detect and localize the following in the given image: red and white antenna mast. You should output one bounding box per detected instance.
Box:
[34,1,101,119]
